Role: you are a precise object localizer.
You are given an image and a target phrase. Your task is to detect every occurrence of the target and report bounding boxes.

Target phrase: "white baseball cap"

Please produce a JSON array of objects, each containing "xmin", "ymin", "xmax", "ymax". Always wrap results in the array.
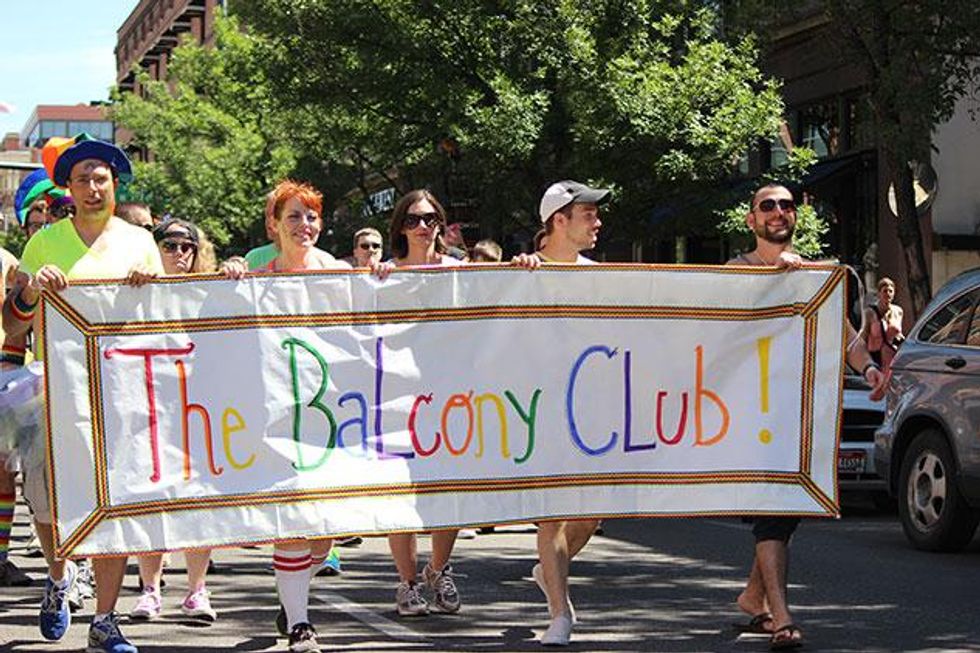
[{"xmin": 539, "ymin": 180, "xmax": 611, "ymax": 223}]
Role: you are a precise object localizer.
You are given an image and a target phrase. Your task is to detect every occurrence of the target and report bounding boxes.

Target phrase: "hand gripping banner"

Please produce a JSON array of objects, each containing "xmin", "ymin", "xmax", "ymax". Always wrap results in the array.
[{"xmin": 40, "ymin": 264, "xmax": 848, "ymax": 556}]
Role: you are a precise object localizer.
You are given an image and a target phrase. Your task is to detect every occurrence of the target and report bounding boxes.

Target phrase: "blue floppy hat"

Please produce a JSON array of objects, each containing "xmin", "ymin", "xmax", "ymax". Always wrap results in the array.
[
  {"xmin": 46, "ymin": 133, "xmax": 133, "ymax": 187},
  {"xmin": 13, "ymin": 168, "xmax": 67, "ymax": 225}
]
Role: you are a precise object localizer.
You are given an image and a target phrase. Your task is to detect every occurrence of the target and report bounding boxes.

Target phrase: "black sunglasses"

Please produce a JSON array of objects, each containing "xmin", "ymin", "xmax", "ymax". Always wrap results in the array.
[
  {"xmin": 160, "ymin": 240, "xmax": 198, "ymax": 255},
  {"xmin": 403, "ymin": 212, "xmax": 443, "ymax": 230},
  {"xmin": 358, "ymin": 242, "xmax": 382, "ymax": 250},
  {"xmin": 755, "ymin": 198, "xmax": 796, "ymax": 213}
]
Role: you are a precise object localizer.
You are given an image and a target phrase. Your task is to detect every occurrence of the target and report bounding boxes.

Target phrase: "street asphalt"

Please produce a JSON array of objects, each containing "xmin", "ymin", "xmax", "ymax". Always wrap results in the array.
[{"xmin": 1, "ymin": 494, "xmax": 978, "ymax": 652}]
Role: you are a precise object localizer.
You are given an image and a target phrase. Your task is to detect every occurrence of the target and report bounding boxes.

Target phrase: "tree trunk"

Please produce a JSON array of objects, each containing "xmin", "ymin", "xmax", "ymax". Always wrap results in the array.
[{"xmin": 882, "ymin": 148, "xmax": 932, "ymax": 316}]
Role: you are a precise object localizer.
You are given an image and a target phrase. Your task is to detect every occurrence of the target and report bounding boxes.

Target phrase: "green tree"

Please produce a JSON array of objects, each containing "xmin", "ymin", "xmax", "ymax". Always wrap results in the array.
[
  {"xmin": 231, "ymin": 0, "xmax": 787, "ymax": 247},
  {"xmin": 727, "ymin": 1, "xmax": 980, "ymax": 314},
  {"xmin": 110, "ymin": 16, "xmax": 299, "ymax": 255}
]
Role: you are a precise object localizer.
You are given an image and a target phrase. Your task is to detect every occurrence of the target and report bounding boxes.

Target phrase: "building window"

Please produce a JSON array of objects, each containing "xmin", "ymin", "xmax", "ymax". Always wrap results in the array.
[{"xmin": 798, "ymin": 101, "xmax": 840, "ymax": 158}]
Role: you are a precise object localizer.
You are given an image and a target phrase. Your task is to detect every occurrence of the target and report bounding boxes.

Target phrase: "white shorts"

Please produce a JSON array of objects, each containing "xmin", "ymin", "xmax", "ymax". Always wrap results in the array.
[{"xmin": 22, "ymin": 460, "xmax": 51, "ymax": 524}]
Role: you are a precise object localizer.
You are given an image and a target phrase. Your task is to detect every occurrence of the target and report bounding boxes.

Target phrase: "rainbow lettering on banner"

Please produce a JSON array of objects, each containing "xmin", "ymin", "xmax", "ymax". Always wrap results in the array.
[
  {"xmin": 41, "ymin": 264, "xmax": 847, "ymax": 557},
  {"xmin": 97, "ymin": 334, "xmax": 750, "ymax": 478}
]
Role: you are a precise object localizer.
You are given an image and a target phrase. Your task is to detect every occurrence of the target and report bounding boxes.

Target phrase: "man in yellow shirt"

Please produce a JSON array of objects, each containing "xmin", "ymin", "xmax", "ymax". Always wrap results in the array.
[{"xmin": 3, "ymin": 133, "xmax": 162, "ymax": 653}]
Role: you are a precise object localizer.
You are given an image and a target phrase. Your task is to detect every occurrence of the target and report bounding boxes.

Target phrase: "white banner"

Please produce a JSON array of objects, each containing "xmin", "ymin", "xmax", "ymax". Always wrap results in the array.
[{"xmin": 41, "ymin": 264, "xmax": 847, "ymax": 556}]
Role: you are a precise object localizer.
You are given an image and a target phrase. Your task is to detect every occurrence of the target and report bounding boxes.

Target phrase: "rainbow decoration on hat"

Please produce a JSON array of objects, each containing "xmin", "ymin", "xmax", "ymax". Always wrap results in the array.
[
  {"xmin": 13, "ymin": 168, "xmax": 67, "ymax": 226},
  {"xmin": 42, "ymin": 133, "xmax": 133, "ymax": 188}
]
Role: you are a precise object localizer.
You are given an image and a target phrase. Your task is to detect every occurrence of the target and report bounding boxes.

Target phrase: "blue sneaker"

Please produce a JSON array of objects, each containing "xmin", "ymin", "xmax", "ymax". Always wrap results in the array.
[
  {"xmin": 315, "ymin": 548, "xmax": 342, "ymax": 577},
  {"xmin": 87, "ymin": 613, "xmax": 138, "ymax": 653},
  {"xmin": 39, "ymin": 560, "xmax": 77, "ymax": 640}
]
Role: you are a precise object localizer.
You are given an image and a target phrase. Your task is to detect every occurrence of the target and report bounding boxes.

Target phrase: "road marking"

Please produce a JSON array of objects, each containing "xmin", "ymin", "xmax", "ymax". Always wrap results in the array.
[{"xmin": 313, "ymin": 591, "xmax": 428, "ymax": 643}]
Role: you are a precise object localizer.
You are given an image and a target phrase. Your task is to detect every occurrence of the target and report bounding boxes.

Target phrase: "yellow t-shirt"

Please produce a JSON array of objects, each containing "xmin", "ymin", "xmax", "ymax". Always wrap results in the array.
[
  {"xmin": 20, "ymin": 217, "xmax": 164, "ymax": 360},
  {"xmin": 20, "ymin": 217, "xmax": 163, "ymax": 280}
]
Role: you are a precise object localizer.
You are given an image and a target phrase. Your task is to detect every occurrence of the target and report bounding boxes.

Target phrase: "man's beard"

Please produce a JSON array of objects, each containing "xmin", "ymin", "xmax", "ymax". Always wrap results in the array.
[
  {"xmin": 78, "ymin": 198, "xmax": 113, "ymax": 221},
  {"xmin": 755, "ymin": 223, "xmax": 794, "ymax": 244}
]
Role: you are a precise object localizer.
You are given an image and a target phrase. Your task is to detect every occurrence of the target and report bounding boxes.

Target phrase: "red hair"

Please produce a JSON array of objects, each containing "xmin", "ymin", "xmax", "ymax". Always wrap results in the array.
[{"xmin": 271, "ymin": 180, "xmax": 323, "ymax": 221}]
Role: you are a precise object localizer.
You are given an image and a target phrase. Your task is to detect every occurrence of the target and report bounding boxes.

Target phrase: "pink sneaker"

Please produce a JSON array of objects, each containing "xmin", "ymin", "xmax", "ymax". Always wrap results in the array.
[
  {"xmin": 181, "ymin": 587, "xmax": 217, "ymax": 622},
  {"xmin": 130, "ymin": 586, "xmax": 162, "ymax": 620}
]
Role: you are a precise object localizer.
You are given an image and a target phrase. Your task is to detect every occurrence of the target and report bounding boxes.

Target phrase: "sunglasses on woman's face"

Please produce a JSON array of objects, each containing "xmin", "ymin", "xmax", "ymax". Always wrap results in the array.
[
  {"xmin": 754, "ymin": 198, "xmax": 796, "ymax": 213},
  {"xmin": 160, "ymin": 239, "xmax": 197, "ymax": 255},
  {"xmin": 358, "ymin": 241, "xmax": 382, "ymax": 251},
  {"xmin": 403, "ymin": 212, "xmax": 443, "ymax": 230}
]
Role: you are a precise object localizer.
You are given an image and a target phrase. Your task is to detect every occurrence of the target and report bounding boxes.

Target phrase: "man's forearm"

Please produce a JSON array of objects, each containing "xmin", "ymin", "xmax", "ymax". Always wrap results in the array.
[{"xmin": 2, "ymin": 285, "xmax": 38, "ymax": 338}]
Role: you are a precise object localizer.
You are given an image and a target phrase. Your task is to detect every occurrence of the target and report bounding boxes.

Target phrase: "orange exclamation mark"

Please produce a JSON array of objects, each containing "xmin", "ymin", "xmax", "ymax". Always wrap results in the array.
[{"xmin": 757, "ymin": 337, "xmax": 773, "ymax": 444}]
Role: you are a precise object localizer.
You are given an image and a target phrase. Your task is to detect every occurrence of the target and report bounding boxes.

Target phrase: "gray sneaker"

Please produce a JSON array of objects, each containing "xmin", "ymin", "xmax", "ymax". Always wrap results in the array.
[
  {"xmin": 395, "ymin": 580, "xmax": 429, "ymax": 616},
  {"xmin": 422, "ymin": 563, "xmax": 460, "ymax": 613},
  {"xmin": 75, "ymin": 559, "xmax": 96, "ymax": 600}
]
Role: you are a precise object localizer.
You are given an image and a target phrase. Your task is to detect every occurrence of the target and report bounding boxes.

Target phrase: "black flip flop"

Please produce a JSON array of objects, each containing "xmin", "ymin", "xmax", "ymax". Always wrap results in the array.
[{"xmin": 733, "ymin": 612, "xmax": 774, "ymax": 634}]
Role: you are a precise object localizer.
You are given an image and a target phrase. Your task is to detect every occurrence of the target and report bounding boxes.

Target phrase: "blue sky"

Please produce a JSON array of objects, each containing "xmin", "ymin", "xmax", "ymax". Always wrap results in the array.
[{"xmin": 0, "ymin": 1, "xmax": 140, "ymax": 137}]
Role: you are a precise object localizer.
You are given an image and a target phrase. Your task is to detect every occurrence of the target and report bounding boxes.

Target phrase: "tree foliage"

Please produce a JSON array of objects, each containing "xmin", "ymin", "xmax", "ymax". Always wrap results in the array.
[
  {"xmin": 110, "ymin": 16, "xmax": 298, "ymax": 254},
  {"xmin": 232, "ymin": 0, "xmax": 787, "ymax": 246},
  {"xmin": 727, "ymin": 0, "xmax": 980, "ymax": 313}
]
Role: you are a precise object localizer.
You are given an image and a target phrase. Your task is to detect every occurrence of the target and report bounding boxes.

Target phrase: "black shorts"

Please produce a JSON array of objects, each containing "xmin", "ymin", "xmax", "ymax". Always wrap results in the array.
[{"xmin": 751, "ymin": 516, "xmax": 800, "ymax": 543}]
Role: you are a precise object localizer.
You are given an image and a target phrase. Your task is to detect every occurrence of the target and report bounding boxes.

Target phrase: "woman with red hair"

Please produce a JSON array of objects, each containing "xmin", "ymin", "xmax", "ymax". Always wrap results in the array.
[{"xmin": 224, "ymin": 180, "xmax": 348, "ymax": 653}]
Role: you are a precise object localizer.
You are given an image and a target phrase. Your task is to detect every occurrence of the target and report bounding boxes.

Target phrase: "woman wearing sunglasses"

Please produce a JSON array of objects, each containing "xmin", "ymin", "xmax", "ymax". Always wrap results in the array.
[
  {"xmin": 152, "ymin": 219, "xmax": 212, "ymax": 275},
  {"xmin": 371, "ymin": 189, "xmax": 465, "ymax": 618},
  {"xmin": 130, "ymin": 218, "xmax": 218, "ymax": 624}
]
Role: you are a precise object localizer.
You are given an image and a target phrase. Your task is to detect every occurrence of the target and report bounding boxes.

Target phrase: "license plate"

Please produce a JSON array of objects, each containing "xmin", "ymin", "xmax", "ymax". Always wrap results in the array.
[{"xmin": 838, "ymin": 451, "xmax": 866, "ymax": 474}]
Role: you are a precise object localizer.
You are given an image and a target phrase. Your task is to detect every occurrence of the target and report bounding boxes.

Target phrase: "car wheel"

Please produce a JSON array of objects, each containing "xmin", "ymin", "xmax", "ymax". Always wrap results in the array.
[{"xmin": 897, "ymin": 429, "xmax": 980, "ymax": 552}]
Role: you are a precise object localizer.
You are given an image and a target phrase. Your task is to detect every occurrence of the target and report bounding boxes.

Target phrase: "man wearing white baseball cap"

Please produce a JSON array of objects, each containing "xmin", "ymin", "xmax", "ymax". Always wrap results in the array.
[
  {"xmin": 533, "ymin": 180, "xmax": 610, "ymax": 264},
  {"xmin": 513, "ymin": 180, "xmax": 611, "ymax": 646}
]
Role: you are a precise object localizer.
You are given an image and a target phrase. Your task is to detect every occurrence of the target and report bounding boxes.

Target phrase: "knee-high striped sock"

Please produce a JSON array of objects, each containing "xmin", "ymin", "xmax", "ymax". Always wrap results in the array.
[
  {"xmin": 0, "ymin": 492, "xmax": 15, "ymax": 563},
  {"xmin": 274, "ymin": 548, "xmax": 312, "ymax": 630}
]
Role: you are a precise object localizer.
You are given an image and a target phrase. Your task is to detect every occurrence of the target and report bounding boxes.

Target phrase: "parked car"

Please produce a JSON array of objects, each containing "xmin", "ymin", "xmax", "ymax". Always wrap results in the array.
[
  {"xmin": 874, "ymin": 267, "xmax": 980, "ymax": 551},
  {"xmin": 839, "ymin": 370, "xmax": 887, "ymax": 503}
]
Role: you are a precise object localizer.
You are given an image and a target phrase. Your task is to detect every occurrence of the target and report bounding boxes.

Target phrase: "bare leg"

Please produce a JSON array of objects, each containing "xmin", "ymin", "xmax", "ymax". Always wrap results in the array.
[
  {"xmin": 565, "ymin": 519, "xmax": 598, "ymax": 560},
  {"xmin": 737, "ymin": 554, "xmax": 768, "ymax": 616},
  {"xmin": 33, "ymin": 521, "xmax": 66, "ymax": 581},
  {"xmin": 387, "ymin": 533, "xmax": 418, "ymax": 582},
  {"xmin": 93, "ymin": 557, "xmax": 127, "ymax": 614},
  {"xmin": 309, "ymin": 539, "xmax": 334, "ymax": 559},
  {"xmin": 429, "ymin": 530, "xmax": 458, "ymax": 571},
  {"xmin": 536, "ymin": 521, "xmax": 571, "ymax": 618},
  {"xmin": 137, "ymin": 554, "xmax": 165, "ymax": 591},
  {"xmin": 755, "ymin": 540, "xmax": 792, "ymax": 628},
  {"xmin": 184, "ymin": 549, "xmax": 211, "ymax": 592}
]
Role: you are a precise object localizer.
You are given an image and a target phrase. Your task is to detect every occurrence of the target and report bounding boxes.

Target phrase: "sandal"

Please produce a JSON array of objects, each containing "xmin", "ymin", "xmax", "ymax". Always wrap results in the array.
[
  {"xmin": 734, "ymin": 612, "xmax": 774, "ymax": 634},
  {"xmin": 769, "ymin": 623, "xmax": 804, "ymax": 650}
]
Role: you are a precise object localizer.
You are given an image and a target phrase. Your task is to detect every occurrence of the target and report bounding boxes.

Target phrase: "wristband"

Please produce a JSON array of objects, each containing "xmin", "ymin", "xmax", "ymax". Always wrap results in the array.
[
  {"xmin": 11, "ymin": 290, "xmax": 38, "ymax": 321},
  {"xmin": 0, "ymin": 343, "xmax": 26, "ymax": 366},
  {"xmin": 861, "ymin": 362, "xmax": 880, "ymax": 378}
]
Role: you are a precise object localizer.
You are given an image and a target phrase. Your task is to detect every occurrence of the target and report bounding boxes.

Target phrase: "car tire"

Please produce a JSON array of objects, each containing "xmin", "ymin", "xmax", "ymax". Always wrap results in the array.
[{"xmin": 897, "ymin": 429, "xmax": 980, "ymax": 552}]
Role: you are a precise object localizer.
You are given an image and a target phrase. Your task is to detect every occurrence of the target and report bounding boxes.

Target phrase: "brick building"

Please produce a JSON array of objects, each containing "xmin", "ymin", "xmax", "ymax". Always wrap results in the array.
[{"xmin": 116, "ymin": 0, "xmax": 224, "ymax": 94}]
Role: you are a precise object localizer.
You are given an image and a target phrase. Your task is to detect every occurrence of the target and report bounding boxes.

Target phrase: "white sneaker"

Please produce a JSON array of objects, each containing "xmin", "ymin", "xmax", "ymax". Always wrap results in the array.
[
  {"xmin": 422, "ymin": 563, "xmax": 461, "ymax": 613},
  {"xmin": 456, "ymin": 528, "xmax": 478, "ymax": 539},
  {"xmin": 541, "ymin": 614, "xmax": 573, "ymax": 646},
  {"xmin": 395, "ymin": 580, "xmax": 429, "ymax": 616},
  {"xmin": 531, "ymin": 564, "xmax": 576, "ymax": 624},
  {"xmin": 180, "ymin": 587, "xmax": 217, "ymax": 622},
  {"xmin": 130, "ymin": 586, "xmax": 162, "ymax": 620}
]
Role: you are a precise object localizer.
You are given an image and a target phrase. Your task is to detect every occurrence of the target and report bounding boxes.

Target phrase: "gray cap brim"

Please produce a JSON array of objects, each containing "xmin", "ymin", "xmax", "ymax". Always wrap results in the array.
[{"xmin": 573, "ymin": 187, "xmax": 611, "ymax": 205}]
